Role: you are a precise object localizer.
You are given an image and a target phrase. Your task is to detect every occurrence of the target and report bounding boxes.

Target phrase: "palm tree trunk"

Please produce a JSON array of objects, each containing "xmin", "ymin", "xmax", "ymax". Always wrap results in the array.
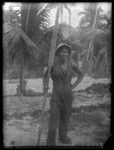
[
  {"xmin": 86, "ymin": 3, "xmax": 98, "ymax": 73},
  {"xmin": 19, "ymin": 3, "xmax": 31, "ymax": 94},
  {"xmin": 60, "ymin": 5, "xmax": 63, "ymax": 23},
  {"xmin": 18, "ymin": 36, "xmax": 25, "ymax": 96},
  {"xmin": 25, "ymin": 3, "xmax": 31, "ymax": 34},
  {"xmin": 19, "ymin": 56, "xmax": 24, "ymax": 94},
  {"xmin": 68, "ymin": 11, "xmax": 71, "ymax": 41},
  {"xmin": 86, "ymin": 4, "xmax": 98, "ymax": 60},
  {"xmin": 65, "ymin": 5, "xmax": 71, "ymax": 41},
  {"xmin": 37, "ymin": 6, "xmax": 60, "ymax": 145}
]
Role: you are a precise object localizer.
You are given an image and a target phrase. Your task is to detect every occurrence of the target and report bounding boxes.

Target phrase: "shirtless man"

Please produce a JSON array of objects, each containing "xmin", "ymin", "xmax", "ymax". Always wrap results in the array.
[{"xmin": 43, "ymin": 43, "xmax": 84, "ymax": 146}]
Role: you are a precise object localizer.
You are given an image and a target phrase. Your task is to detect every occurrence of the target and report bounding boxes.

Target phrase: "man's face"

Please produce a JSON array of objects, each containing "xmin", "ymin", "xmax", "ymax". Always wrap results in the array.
[{"xmin": 59, "ymin": 48, "xmax": 69, "ymax": 60}]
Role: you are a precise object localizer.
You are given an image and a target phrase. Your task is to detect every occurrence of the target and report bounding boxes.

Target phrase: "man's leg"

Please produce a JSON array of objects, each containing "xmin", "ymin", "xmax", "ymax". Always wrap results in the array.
[
  {"xmin": 58, "ymin": 93, "xmax": 73, "ymax": 144},
  {"xmin": 47, "ymin": 95, "xmax": 60, "ymax": 146},
  {"xmin": 59, "ymin": 107, "xmax": 71, "ymax": 141}
]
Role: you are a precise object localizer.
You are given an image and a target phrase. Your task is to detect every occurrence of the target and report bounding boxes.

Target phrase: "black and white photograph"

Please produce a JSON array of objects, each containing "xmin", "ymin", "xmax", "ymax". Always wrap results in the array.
[{"xmin": 3, "ymin": 2, "xmax": 111, "ymax": 147}]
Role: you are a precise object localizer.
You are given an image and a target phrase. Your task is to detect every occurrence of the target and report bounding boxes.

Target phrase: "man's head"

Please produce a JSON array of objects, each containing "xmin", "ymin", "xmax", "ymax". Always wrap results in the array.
[{"xmin": 55, "ymin": 43, "xmax": 72, "ymax": 60}]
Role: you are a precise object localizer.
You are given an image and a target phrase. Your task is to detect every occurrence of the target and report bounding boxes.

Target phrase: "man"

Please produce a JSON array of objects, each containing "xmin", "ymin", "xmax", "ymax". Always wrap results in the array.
[{"xmin": 43, "ymin": 43, "xmax": 84, "ymax": 146}]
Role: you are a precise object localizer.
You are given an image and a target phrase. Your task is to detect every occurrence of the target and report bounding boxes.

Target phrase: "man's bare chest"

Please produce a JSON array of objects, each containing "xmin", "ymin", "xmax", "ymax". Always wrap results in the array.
[{"xmin": 61, "ymin": 63, "xmax": 68, "ymax": 72}]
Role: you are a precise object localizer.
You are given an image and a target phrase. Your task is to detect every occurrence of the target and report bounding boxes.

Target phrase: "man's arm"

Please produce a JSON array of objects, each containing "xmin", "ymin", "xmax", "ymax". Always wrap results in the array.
[
  {"xmin": 43, "ymin": 66, "xmax": 55, "ymax": 93},
  {"xmin": 71, "ymin": 64, "xmax": 84, "ymax": 89},
  {"xmin": 43, "ymin": 68, "xmax": 49, "ymax": 93}
]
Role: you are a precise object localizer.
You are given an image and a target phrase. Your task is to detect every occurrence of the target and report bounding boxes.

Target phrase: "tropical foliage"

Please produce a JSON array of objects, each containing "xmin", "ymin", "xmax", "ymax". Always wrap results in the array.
[
  {"xmin": 78, "ymin": 3, "xmax": 111, "ymax": 76},
  {"xmin": 3, "ymin": 3, "xmax": 111, "ymax": 81},
  {"xmin": 3, "ymin": 3, "xmax": 50, "ymax": 93}
]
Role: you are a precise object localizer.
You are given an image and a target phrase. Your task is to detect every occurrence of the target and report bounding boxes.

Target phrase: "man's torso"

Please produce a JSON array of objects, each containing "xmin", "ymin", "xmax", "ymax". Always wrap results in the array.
[{"xmin": 51, "ymin": 58, "xmax": 76, "ymax": 94}]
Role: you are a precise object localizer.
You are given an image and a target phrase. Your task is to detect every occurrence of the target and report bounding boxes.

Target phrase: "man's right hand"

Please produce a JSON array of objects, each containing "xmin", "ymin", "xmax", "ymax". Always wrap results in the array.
[{"xmin": 43, "ymin": 85, "xmax": 49, "ymax": 93}]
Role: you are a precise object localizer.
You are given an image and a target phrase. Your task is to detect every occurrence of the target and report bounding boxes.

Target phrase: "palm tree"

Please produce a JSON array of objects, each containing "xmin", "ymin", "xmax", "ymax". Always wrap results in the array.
[
  {"xmin": 40, "ymin": 3, "xmax": 74, "ymax": 39},
  {"xmin": 20, "ymin": 3, "xmax": 50, "ymax": 92},
  {"xmin": 3, "ymin": 3, "xmax": 50, "ymax": 94},
  {"xmin": 78, "ymin": 3, "xmax": 104, "ymax": 30},
  {"xmin": 64, "ymin": 4, "xmax": 72, "ymax": 40},
  {"xmin": 37, "ymin": 4, "xmax": 61, "ymax": 145},
  {"xmin": 60, "ymin": 3, "xmax": 72, "ymax": 39},
  {"xmin": 35, "ymin": 3, "xmax": 75, "ymax": 73},
  {"xmin": 78, "ymin": 3, "xmax": 111, "ymax": 75}
]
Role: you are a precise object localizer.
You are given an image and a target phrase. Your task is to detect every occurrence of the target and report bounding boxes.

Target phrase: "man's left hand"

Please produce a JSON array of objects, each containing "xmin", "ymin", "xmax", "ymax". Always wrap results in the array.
[{"xmin": 71, "ymin": 83, "xmax": 78, "ymax": 90}]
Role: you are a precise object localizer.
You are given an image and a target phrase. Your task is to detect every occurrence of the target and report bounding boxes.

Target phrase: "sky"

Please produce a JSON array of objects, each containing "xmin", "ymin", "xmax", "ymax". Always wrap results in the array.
[
  {"xmin": 49, "ymin": 3, "xmax": 85, "ymax": 27},
  {"xmin": 3, "ymin": 2, "xmax": 111, "ymax": 28},
  {"xmin": 49, "ymin": 3, "xmax": 111, "ymax": 27}
]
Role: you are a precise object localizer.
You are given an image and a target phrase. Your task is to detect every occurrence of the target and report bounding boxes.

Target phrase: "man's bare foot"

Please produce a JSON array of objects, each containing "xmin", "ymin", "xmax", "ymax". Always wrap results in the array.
[{"xmin": 58, "ymin": 136, "xmax": 72, "ymax": 144}]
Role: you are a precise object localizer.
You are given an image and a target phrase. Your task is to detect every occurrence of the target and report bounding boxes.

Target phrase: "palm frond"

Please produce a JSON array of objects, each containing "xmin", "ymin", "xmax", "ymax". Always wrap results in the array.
[
  {"xmin": 78, "ymin": 11, "xmax": 90, "ymax": 16},
  {"xmin": 83, "ymin": 28, "xmax": 106, "ymax": 40},
  {"xmin": 80, "ymin": 49, "xmax": 88, "ymax": 56},
  {"xmin": 4, "ymin": 21, "xmax": 38, "ymax": 48},
  {"xmin": 4, "ymin": 22, "xmax": 39, "ymax": 66},
  {"xmin": 79, "ymin": 4, "xmax": 104, "ymax": 31},
  {"xmin": 20, "ymin": 28, "xmax": 38, "ymax": 48},
  {"xmin": 36, "ymin": 3, "xmax": 48, "ymax": 16},
  {"xmin": 21, "ymin": 3, "xmax": 50, "ymax": 42},
  {"xmin": 94, "ymin": 47, "xmax": 107, "ymax": 71},
  {"xmin": 64, "ymin": 4, "xmax": 70, "ymax": 13},
  {"xmin": 3, "ymin": 23, "xmax": 13, "ymax": 33}
]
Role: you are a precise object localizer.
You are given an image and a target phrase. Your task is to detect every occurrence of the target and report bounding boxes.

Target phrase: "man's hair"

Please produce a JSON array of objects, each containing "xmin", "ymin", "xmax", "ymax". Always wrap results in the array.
[{"xmin": 55, "ymin": 43, "xmax": 72, "ymax": 56}]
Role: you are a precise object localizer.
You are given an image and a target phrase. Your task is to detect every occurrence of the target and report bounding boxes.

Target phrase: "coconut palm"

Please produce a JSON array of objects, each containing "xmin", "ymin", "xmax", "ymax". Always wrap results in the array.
[
  {"xmin": 61, "ymin": 4, "xmax": 72, "ymax": 39},
  {"xmin": 79, "ymin": 3, "xmax": 104, "ymax": 29},
  {"xmin": 40, "ymin": 3, "xmax": 75, "ymax": 40},
  {"xmin": 78, "ymin": 3, "xmax": 111, "ymax": 75},
  {"xmin": 3, "ymin": 3, "xmax": 50, "ymax": 94},
  {"xmin": 38, "ymin": 23, "xmax": 82, "ymax": 69},
  {"xmin": 37, "ymin": 3, "xmax": 76, "ymax": 68},
  {"xmin": 38, "ymin": 23, "xmax": 73, "ymax": 68},
  {"xmin": 37, "ymin": 4, "xmax": 61, "ymax": 145}
]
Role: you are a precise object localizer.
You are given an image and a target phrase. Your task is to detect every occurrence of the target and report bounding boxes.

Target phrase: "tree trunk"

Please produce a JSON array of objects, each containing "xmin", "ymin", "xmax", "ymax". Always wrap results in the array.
[
  {"xmin": 19, "ymin": 55, "xmax": 24, "ymax": 95},
  {"xmin": 25, "ymin": 3, "xmax": 31, "ymax": 34},
  {"xmin": 68, "ymin": 12, "xmax": 71, "ymax": 41},
  {"xmin": 37, "ymin": 6, "xmax": 60, "ymax": 145},
  {"xmin": 60, "ymin": 5, "xmax": 63, "ymax": 23},
  {"xmin": 19, "ymin": 3, "xmax": 31, "ymax": 94},
  {"xmin": 67, "ymin": 5, "xmax": 71, "ymax": 41},
  {"xmin": 64, "ymin": 4, "xmax": 71, "ymax": 41},
  {"xmin": 86, "ymin": 3, "xmax": 98, "ymax": 73}
]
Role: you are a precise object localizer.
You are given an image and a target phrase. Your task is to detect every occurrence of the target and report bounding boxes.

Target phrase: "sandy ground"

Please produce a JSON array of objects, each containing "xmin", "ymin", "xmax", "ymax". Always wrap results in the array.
[
  {"xmin": 3, "ymin": 76, "xmax": 111, "ymax": 147},
  {"xmin": 3, "ymin": 75, "xmax": 110, "ymax": 95}
]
